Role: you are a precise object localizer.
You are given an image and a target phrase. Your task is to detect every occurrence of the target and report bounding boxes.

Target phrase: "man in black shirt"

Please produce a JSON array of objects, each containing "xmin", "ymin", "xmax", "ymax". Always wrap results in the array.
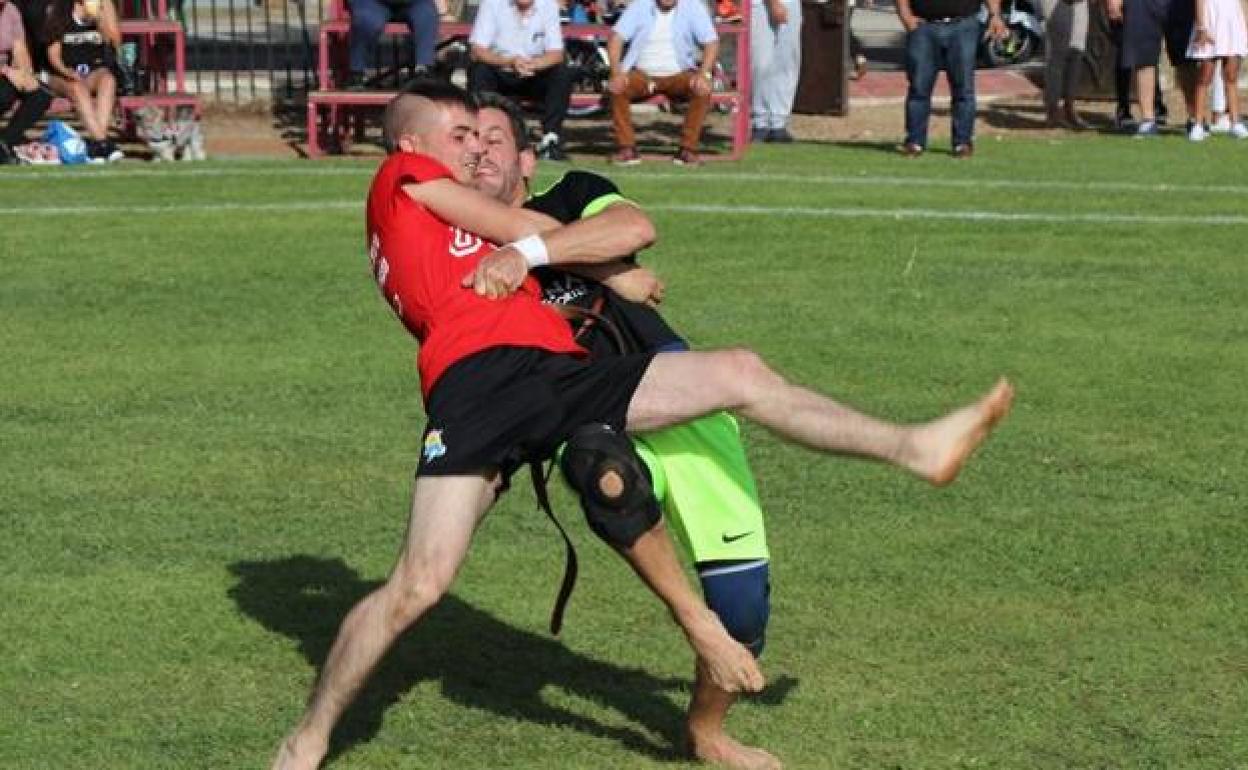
[
  {"xmin": 895, "ymin": 0, "xmax": 1007, "ymax": 158},
  {"xmin": 472, "ymin": 91, "xmax": 781, "ymax": 770}
]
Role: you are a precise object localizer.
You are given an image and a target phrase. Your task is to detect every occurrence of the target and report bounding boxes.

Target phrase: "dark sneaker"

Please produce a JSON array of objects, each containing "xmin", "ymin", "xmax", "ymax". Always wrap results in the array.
[
  {"xmin": 898, "ymin": 142, "xmax": 923, "ymax": 158},
  {"xmin": 610, "ymin": 146, "xmax": 641, "ymax": 166},
  {"xmin": 751, "ymin": 126, "xmax": 769, "ymax": 142},
  {"xmin": 86, "ymin": 139, "xmax": 109, "ymax": 164},
  {"xmin": 0, "ymin": 140, "xmax": 14, "ymax": 165},
  {"xmin": 766, "ymin": 127, "xmax": 795, "ymax": 143},
  {"xmin": 952, "ymin": 143, "xmax": 973, "ymax": 159},
  {"xmin": 672, "ymin": 147, "xmax": 701, "ymax": 166},
  {"xmin": 1155, "ymin": 107, "xmax": 1168, "ymax": 126},
  {"xmin": 343, "ymin": 72, "xmax": 367, "ymax": 91},
  {"xmin": 537, "ymin": 133, "xmax": 568, "ymax": 161}
]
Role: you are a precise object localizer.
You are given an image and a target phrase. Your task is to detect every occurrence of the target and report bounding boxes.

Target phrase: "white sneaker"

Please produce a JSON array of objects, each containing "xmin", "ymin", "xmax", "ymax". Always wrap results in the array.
[
  {"xmin": 1188, "ymin": 122, "xmax": 1208, "ymax": 142},
  {"xmin": 1210, "ymin": 114, "xmax": 1232, "ymax": 134},
  {"xmin": 1231, "ymin": 122, "xmax": 1248, "ymax": 140}
]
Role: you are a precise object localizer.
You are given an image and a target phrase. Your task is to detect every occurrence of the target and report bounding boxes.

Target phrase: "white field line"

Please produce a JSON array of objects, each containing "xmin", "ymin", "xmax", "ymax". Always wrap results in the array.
[
  {"xmin": 5, "ymin": 165, "xmax": 1248, "ymax": 197},
  {"xmin": 3, "ymin": 199, "xmax": 1247, "ymax": 226}
]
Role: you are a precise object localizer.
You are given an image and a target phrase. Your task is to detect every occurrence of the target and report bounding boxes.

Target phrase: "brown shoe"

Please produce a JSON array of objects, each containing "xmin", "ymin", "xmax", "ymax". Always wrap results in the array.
[
  {"xmin": 850, "ymin": 55, "xmax": 868, "ymax": 81},
  {"xmin": 952, "ymin": 143, "xmax": 973, "ymax": 159},
  {"xmin": 610, "ymin": 147, "xmax": 641, "ymax": 166},
  {"xmin": 898, "ymin": 142, "xmax": 923, "ymax": 158},
  {"xmin": 672, "ymin": 147, "xmax": 702, "ymax": 166}
]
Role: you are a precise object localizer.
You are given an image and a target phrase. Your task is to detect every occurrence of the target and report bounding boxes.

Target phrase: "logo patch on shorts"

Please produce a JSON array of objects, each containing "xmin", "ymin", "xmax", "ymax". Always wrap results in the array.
[
  {"xmin": 721, "ymin": 530, "xmax": 753, "ymax": 544},
  {"xmin": 423, "ymin": 429, "xmax": 447, "ymax": 462}
]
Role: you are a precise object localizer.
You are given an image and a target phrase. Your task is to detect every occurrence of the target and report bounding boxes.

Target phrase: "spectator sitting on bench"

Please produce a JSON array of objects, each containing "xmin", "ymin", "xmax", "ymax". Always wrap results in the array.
[
  {"xmin": 344, "ymin": 0, "xmax": 440, "ymax": 90},
  {"xmin": 607, "ymin": 0, "xmax": 719, "ymax": 166},
  {"xmin": 45, "ymin": 0, "xmax": 123, "ymax": 162},
  {"xmin": 0, "ymin": 0, "xmax": 52, "ymax": 164},
  {"xmin": 468, "ymin": 0, "xmax": 573, "ymax": 160}
]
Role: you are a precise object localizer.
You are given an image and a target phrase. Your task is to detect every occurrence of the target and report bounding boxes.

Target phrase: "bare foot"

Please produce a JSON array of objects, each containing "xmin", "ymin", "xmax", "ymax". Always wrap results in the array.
[
  {"xmin": 688, "ymin": 728, "xmax": 783, "ymax": 770},
  {"xmin": 685, "ymin": 608, "xmax": 765, "ymax": 693},
  {"xmin": 271, "ymin": 731, "xmax": 327, "ymax": 770},
  {"xmin": 908, "ymin": 378, "xmax": 1014, "ymax": 486}
]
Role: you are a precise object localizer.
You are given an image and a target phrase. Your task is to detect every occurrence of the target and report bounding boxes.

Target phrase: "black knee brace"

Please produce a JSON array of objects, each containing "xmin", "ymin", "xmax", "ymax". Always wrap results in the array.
[{"xmin": 560, "ymin": 423, "xmax": 660, "ymax": 549}]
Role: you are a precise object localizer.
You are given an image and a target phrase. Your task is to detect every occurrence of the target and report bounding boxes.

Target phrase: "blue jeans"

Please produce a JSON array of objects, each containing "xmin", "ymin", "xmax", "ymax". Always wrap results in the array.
[
  {"xmin": 904, "ymin": 15, "xmax": 980, "ymax": 149},
  {"xmin": 349, "ymin": 0, "xmax": 439, "ymax": 74}
]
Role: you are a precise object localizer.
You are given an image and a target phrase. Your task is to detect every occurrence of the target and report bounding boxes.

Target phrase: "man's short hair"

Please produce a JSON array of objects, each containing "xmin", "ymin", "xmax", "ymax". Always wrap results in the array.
[
  {"xmin": 474, "ymin": 91, "xmax": 532, "ymax": 153},
  {"xmin": 382, "ymin": 77, "xmax": 477, "ymax": 153}
]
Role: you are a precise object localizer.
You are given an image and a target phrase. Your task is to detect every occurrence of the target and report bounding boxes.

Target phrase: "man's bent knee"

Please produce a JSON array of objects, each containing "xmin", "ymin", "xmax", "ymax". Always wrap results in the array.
[
  {"xmin": 713, "ymin": 347, "xmax": 783, "ymax": 406},
  {"xmin": 561, "ymin": 424, "xmax": 660, "ymax": 549},
  {"xmin": 384, "ymin": 571, "xmax": 450, "ymax": 631}
]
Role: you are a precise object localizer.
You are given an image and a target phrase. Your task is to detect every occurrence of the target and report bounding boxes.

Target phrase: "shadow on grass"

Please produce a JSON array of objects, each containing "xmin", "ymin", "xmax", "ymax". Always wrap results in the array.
[{"xmin": 230, "ymin": 556, "xmax": 795, "ymax": 764}]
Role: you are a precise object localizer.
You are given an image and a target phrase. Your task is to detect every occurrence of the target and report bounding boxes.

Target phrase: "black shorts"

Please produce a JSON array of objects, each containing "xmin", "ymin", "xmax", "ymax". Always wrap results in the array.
[
  {"xmin": 416, "ymin": 346, "xmax": 656, "ymax": 482},
  {"xmin": 1121, "ymin": 0, "xmax": 1195, "ymax": 69}
]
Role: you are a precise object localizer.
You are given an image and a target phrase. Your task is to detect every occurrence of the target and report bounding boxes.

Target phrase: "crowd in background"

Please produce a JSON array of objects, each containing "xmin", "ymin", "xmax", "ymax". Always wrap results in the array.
[
  {"xmin": 0, "ymin": 0, "xmax": 132, "ymax": 163},
  {"xmin": 2, "ymin": 0, "xmax": 1246, "ymax": 164}
]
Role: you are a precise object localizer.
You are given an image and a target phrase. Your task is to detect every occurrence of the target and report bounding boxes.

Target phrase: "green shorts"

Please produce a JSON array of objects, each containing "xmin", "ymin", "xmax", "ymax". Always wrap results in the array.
[{"xmin": 634, "ymin": 412, "xmax": 769, "ymax": 564}]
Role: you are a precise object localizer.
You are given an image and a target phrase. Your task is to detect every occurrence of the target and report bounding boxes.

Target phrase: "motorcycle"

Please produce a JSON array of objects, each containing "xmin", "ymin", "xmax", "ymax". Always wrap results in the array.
[{"xmin": 977, "ymin": 0, "xmax": 1044, "ymax": 67}]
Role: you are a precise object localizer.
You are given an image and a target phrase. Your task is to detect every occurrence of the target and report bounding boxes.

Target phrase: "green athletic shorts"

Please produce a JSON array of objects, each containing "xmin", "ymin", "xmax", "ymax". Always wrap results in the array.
[{"xmin": 634, "ymin": 412, "xmax": 769, "ymax": 564}]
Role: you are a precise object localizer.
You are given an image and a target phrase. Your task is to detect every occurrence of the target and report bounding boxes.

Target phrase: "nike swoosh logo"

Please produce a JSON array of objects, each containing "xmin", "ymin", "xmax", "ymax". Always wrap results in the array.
[{"xmin": 721, "ymin": 531, "xmax": 753, "ymax": 543}]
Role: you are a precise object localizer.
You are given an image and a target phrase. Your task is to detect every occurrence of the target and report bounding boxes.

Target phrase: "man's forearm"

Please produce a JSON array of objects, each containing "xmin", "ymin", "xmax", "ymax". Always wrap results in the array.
[
  {"xmin": 535, "ymin": 49, "xmax": 565, "ymax": 71},
  {"xmin": 699, "ymin": 41, "xmax": 720, "ymax": 77},
  {"xmin": 470, "ymin": 44, "xmax": 514, "ymax": 69},
  {"xmin": 539, "ymin": 202, "xmax": 656, "ymax": 266},
  {"xmin": 405, "ymin": 180, "xmax": 560, "ymax": 243}
]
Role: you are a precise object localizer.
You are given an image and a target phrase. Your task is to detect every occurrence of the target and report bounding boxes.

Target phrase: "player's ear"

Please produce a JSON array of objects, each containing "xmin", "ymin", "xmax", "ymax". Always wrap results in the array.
[
  {"xmin": 398, "ymin": 134, "xmax": 420, "ymax": 154},
  {"xmin": 520, "ymin": 147, "xmax": 538, "ymax": 181}
]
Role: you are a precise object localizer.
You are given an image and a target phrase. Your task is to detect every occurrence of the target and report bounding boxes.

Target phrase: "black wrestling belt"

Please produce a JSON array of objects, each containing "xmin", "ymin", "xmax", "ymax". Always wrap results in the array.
[{"xmin": 533, "ymin": 295, "xmax": 632, "ymax": 635}]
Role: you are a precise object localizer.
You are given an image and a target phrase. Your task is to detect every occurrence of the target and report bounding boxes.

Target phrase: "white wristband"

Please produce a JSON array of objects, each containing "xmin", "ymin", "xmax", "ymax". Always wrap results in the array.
[{"xmin": 512, "ymin": 234, "xmax": 549, "ymax": 268}]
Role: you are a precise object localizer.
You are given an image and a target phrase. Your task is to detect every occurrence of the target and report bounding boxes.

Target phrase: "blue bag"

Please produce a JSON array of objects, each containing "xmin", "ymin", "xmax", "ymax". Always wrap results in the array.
[{"xmin": 43, "ymin": 120, "xmax": 89, "ymax": 165}]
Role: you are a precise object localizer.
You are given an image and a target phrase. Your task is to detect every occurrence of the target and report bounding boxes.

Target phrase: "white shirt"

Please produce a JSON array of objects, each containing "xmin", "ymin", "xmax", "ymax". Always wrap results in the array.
[
  {"xmin": 469, "ymin": 0, "xmax": 564, "ymax": 58},
  {"xmin": 634, "ymin": 8, "xmax": 680, "ymax": 75}
]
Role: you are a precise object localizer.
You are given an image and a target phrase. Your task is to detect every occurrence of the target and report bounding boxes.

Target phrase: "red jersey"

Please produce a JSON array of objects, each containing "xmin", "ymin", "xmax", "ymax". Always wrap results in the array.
[{"xmin": 366, "ymin": 151, "xmax": 583, "ymax": 399}]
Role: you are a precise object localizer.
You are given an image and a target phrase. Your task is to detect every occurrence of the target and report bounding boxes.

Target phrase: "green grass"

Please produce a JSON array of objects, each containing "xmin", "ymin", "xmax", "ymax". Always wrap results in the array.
[{"xmin": 2, "ymin": 137, "xmax": 1246, "ymax": 769}]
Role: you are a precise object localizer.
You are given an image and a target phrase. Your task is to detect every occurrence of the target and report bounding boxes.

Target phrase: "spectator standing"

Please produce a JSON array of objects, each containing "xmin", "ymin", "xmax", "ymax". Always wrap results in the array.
[
  {"xmin": 469, "ymin": 0, "xmax": 573, "ymax": 160},
  {"xmin": 1105, "ymin": 0, "xmax": 1198, "ymax": 136},
  {"xmin": 1040, "ymin": 0, "xmax": 1091, "ymax": 128},
  {"xmin": 45, "ymin": 0, "xmax": 124, "ymax": 162},
  {"xmin": 1110, "ymin": 16, "xmax": 1168, "ymax": 129},
  {"xmin": 1185, "ymin": 0, "xmax": 1246, "ymax": 138},
  {"xmin": 607, "ymin": 0, "xmax": 719, "ymax": 165},
  {"xmin": 895, "ymin": 0, "xmax": 1007, "ymax": 158},
  {"xmin": 344, "ymin": 0, "xmax": 439, "ymax": 90},
  {"xmin": 0, "ymin": 0, "xmax": 52, "ymax": 163},
  {"xmin": 750, "ymin": 0, "xmax": 801, "ymax": 142}
]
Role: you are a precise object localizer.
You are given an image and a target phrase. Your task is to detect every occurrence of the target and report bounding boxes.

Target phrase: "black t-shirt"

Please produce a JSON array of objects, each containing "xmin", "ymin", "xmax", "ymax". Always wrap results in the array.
[
  {"xmin": 912, "ymin": 0, "xmax": 980, "ymax": 20},
  {"xmin": 58, "ymin": 14, "xmax": 111, "ymax": 72},
  {"xmin": 524, "ymin": 170, "xmax": 686, "ymax": 359}
]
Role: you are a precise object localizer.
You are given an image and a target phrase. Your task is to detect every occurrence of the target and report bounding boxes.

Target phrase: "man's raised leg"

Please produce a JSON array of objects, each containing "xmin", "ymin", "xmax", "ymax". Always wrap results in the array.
[
  {"xmin": 626, "ymin": 349, "xmax": 1013, "ymax": 485},
  {"xmin": 272, "ymin": 472, "xmax": 499, "ymax": 770}
]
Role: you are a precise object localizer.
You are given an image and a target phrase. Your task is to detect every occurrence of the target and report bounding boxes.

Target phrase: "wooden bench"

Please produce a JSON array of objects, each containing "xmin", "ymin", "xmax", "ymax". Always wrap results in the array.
[{"xmin": 306, "ymin": 3, "xmax": 752, "ymax": 160}]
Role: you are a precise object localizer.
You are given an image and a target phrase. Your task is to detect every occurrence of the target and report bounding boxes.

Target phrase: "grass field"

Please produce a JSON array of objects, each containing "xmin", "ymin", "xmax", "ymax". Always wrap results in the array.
[{"xmin": 2, "ymin": 137, "xmax": 1247, "ymax": 769}]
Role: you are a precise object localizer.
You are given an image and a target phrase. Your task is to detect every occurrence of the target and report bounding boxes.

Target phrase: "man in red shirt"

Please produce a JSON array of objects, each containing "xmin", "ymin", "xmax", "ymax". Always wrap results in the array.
[{"xmin": 273, "ymin": 80, "xmax": 1014, "ymax": 770}]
